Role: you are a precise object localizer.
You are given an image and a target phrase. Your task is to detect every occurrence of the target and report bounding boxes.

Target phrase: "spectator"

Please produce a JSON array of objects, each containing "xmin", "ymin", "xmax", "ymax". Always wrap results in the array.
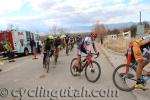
[
  {"xmin": 100, "ymin": 34, "xmax": 104, "ymax": 45},
  {"xmin": 0, "ymin": 42, "xmax": 3, "ymax": 52},
  {"xmin": 3, "ymin": 41, "xmax": 15, "ymax": 62},
  {"xmin": 30, "ymin": 39, "xmax": 36, "ymax": 54}
]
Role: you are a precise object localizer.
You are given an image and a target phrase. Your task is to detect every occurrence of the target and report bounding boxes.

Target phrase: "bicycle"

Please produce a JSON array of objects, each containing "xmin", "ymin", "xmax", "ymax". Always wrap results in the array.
[
  {"xmin": 113, "ymin": 49, "xmax": 150, "ymax": 92},
  {"xmin": 70, "ymin": 52, "xmax": 101, "ymax": 83},
  {"xmin": 43, "ymin": 50, "xmax": 52, "ymax": 73}
]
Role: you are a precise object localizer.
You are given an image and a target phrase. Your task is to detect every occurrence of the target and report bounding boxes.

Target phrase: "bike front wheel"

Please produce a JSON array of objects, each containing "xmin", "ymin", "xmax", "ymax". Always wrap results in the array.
[
  {"xmin": 45, "ymin": 56, "xmax": 50, "ymax": 73},
  {"xmin": 85, "ymin": 61, "xmax": 101, "ymax": 83},
  {"xmin": 113, "ymin": 64, "xmax": 136, "ymax": 92}
]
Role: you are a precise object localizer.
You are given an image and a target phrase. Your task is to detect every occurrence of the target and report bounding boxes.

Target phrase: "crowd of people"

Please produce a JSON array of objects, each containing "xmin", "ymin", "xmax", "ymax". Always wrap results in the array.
[{"xmin": 42, "ymin": 34, "xmax": 80, "ymax": 65}]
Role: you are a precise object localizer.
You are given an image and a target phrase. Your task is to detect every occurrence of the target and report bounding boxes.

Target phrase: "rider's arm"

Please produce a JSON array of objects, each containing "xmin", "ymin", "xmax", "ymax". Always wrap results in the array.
[
  {"xmin": 92, "ymin": 42, "xmax": 97, "ymax": 53},
  {"xmin": 143, "ymin": 35, "xmax": 150, "ymax": 40},
  {"xmin": 83, "ymin": 43, "xmax": 88, "ymax": 54}
]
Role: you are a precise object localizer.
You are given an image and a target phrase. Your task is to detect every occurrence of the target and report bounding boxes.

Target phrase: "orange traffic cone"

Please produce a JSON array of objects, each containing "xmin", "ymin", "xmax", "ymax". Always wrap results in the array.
[{"xmin": 33, "ymin": 46, "xmax": 38, "ymax": 60}]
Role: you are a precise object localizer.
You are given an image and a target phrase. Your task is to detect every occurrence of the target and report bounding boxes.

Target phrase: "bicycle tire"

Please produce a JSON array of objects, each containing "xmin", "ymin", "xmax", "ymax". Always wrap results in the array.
[
  {"xmin": 54, "ymin": 54, "xmax": 58, "ymax": 65},
  {"xmin": 70, "ymin": 58, "xmax": 77, "ymax": 76},
  {"xmin": 85, "ymin": 61, "xmax": 101, "ymax": 83},
  {"xmin": 112, "ymin": 64, "xmax": 136, "ymax": 92},
  {"xmin": 66, "ymin": 48, "xmax": 68, "ymax": 56},
  {"xmin": 46, "ymin": 56, "xmax": 50, "ymax": 73}
]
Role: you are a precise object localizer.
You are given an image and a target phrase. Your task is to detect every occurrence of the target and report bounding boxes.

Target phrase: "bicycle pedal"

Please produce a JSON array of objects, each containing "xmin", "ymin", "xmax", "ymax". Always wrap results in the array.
[{"xmin": 127, "ymin": 73, "xmax": 134, "ymax": 79}]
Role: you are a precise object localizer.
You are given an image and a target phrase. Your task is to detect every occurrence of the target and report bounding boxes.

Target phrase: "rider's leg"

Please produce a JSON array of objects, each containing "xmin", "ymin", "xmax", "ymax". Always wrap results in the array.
[
  {"xmin": 77, "ymin": 55, "xmax": 81, "ymax": 71},
  {"xmin": 133, "ymin": 42, "xmax": 145, "ymax": 88},
  {"xmin": 76, "ymin": 49, "xmax": 81, "ymax": 69},
  {"xmin": 57, "ymin": 47, "xmax": 59, "ymax": 56},
  {"xmin": 43, "ymin": 52, "xmax": 47, "ymax": 64}
]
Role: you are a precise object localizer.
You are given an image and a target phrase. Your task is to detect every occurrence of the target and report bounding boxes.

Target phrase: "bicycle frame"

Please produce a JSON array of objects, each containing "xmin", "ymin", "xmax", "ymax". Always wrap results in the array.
[{"xmin": 80, "ymin": 53, "xmax": 95, "ymax": 71}]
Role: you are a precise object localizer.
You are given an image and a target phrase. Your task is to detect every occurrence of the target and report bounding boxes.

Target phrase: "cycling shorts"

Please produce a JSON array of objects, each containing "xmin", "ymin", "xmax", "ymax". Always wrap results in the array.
[{"xmin": 77, "ymin": 42, "xmax": 87, "ymax": 56}]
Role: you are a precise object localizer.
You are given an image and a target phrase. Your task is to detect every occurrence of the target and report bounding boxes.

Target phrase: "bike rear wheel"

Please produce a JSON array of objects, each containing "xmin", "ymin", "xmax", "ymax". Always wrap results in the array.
[
  {"xmin": 70, "ymin": 58, "xmax": 78, "ymax": 76},
  {"xmin": 85, "ymin": 61, "xmax": 101, "ymax": 83},
  {"xmin": 113, "ymin": 64, "xmax": 136, "ymax": 92}
]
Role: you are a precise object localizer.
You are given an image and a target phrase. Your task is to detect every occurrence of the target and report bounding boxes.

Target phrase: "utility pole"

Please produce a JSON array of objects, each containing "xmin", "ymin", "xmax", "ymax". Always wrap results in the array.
[
  {"xmin": 140, "ymin": 11, "xmax": 142, "ymax": 24},
  {"xmin": 136, "ymin": 11, "xmax": 144, "ymax": 38}
]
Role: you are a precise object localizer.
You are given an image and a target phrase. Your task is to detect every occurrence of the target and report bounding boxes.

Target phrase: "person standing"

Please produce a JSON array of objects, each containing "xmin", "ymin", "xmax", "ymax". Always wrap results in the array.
[{"xmin": 4, "ymin": 41, "xmax": 15, "ymax": 62}]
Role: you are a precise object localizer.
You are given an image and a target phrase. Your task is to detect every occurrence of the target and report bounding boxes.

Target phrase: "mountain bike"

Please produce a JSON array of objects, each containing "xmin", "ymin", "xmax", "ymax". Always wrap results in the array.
[
  {"xmin": 70, "ymin": 52, "xmax": 101, "ymax": 83},
  {"xmin": 113, "ymin": 50, "xmax": 150, "ymax": 91}
]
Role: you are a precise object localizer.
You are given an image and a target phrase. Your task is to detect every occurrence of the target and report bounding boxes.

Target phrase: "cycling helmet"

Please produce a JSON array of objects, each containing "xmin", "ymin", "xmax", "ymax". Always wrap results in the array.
[{"xmin": 91, "ymin": 32, "xmax": 97, "ymax": 38}]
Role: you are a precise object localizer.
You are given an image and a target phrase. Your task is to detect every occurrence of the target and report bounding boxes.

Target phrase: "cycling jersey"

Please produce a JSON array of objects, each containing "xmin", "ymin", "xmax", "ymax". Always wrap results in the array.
[
  {"xmin": 132, "ymin": 35, "xmax": 150, "ymax": 61},
  {"xmin": 54, "ymin": 38, "xmax": 61, "ymax": 48},
  {"xmin": 65, "ymin": 37, "xmax": 69, "ymax": 44},
  {"xmin": 77, "ymin": 37, "xmax": 97, "ymax": 55}
]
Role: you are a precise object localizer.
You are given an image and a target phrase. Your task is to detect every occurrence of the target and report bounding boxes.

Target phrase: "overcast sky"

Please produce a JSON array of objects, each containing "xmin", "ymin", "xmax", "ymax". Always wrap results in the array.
[{"xmin": 0, "ymin": 0, "xmax": 150, "ymax": 33}]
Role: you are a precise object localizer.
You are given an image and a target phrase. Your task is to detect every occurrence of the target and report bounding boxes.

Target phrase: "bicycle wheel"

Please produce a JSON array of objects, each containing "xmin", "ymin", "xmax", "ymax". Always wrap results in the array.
[
  {"xmin": 66, "ymin": 46, "xmax": 69, "ymax": 56},
  {"xmin": 45, "ymin": 56, "xmax": 50, "ymax": 73},
  {"xmin": 85, "ymin": 61, "xmax": 101, "ymax": 83},
  {"xmin": 113, "ymin": 64, "xmax": 136, "ymax": 92},
  {"xmin": 54, "ymin": 54, "xmax": 58, "ymax": 65},
  {"xmin": 70, "ymin": 58, "xmax": 78, "ymax": 76}
]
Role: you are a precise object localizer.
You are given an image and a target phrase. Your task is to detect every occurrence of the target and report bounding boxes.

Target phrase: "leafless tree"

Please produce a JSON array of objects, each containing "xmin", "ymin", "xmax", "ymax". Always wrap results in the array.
[
  {"xmin": 94, "ymin": 22, "xmax": 107, "ymax": 44},
  {"xmin": 50, "ymin": 25, "xmax": 69, "ymax": 35}
]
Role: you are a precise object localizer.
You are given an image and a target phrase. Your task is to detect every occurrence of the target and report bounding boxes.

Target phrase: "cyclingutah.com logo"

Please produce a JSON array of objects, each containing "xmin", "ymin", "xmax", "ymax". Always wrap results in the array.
[{"xmin": 0, "ymin": 86, "xmax": 119, "ymax": 100}]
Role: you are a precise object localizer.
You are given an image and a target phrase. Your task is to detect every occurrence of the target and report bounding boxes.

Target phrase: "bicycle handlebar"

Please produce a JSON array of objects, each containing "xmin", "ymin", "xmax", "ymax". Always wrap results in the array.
[
  {"xmin": 90, "ymin": 52, "xmax": 99, "ymax": 59},
  {"xmin": 80, "ymin": 50, "xmax": 100, "ymax": 59}
]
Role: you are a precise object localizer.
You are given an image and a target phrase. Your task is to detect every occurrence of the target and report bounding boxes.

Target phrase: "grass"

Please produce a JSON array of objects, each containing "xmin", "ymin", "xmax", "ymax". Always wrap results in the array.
[{"xmin": 103, "ymin": 38, "xmax": 131, "ymax": 53}]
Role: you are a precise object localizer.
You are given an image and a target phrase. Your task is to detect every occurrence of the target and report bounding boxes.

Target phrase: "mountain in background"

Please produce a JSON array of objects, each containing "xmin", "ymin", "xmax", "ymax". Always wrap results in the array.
[
  {"xmin": 105, "ymin": 22, "xmax": 136, "ymax": 30},
  {"xmin": 73, "ymin": 22, "xmax": 138, "ymax": 33}
]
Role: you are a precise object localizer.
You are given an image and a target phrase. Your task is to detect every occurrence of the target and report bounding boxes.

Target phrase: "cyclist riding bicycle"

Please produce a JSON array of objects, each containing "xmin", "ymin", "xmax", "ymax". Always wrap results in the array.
[
  {"xmin": 76, "ymin": 34, "xmax": 82, "ymax": 47},
  {"xmin": 64, "ymin": 35, "xmax": 69, "ymax": 45},
  {"xmin": 70, "ymin": 36, "xmax": 74, "ymax": 50},
  {"xmin": 128, "ymin": 35, "xmax": 150, "ymax": 89},
  {"xmin": 74, "ymin": 32, "xmax": 99, "ymax": 75},
  {"xmin": 43, "ymin": 38, "xmax": 53, "ymax": 65},
  {"xmin": 64, "ymin": 35, "xmax": 70, "ymax": 55}
]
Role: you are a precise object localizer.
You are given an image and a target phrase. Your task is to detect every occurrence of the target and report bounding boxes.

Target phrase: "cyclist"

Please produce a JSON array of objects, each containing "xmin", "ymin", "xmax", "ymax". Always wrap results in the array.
[
  {"xmin": 43, "ymin": 38, "xmax": 53, "ymax": 65},
  {"xmin": 129, "ymin": 35, "xmax": 150, "ymax": 89},
  {"xmin": 74, "ymin": 32, "xmax": 99, "ymax": 75},
  {"xmin": 76, "ymin": 34, "xmax": 82, "ymax": 47},
  {"xmin": 54, "ymin": 36, "xmax": 61, "ymax": 62},
  {"xmin": 64, "ymin": 35, "xmax": 70, "ymax": 55},
  {"xmin": 70, "ymin": 36, "xmax": 74, "ymax": 51}
]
